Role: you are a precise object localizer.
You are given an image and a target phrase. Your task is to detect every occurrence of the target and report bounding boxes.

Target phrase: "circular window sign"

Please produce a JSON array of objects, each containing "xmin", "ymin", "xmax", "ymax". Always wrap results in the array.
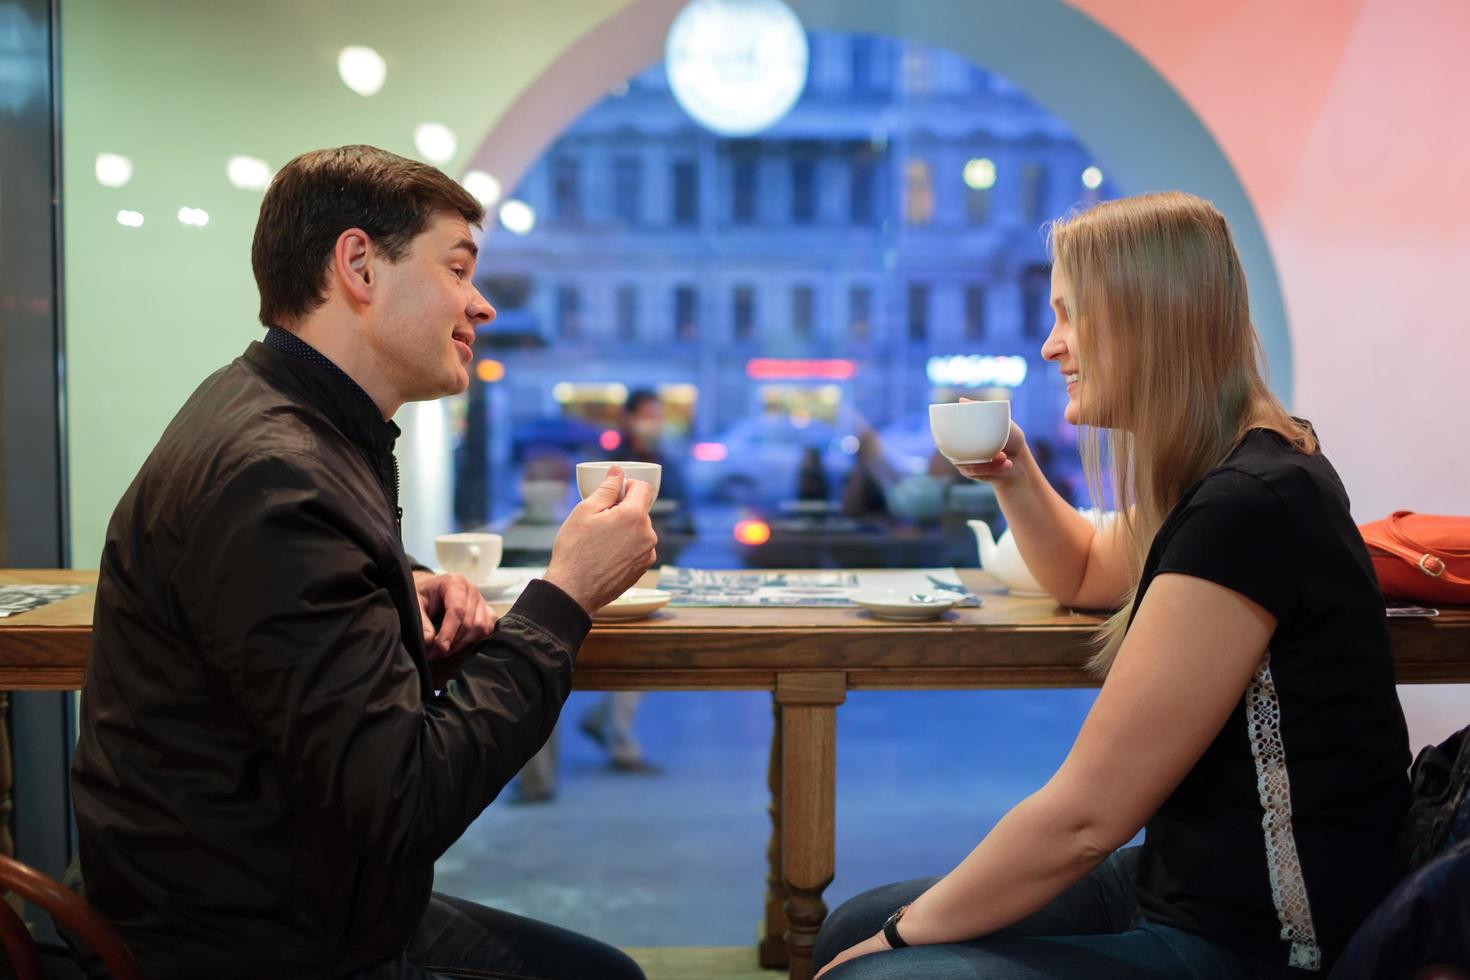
[{"xmin": 665, "ymin": 0, "xmax": 809, "ymax": 137}]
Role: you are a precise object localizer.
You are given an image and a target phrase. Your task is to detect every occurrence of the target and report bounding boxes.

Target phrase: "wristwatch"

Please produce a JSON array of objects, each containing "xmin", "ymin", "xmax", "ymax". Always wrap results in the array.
[{"xmin": 882, "ymin": 904, "xmax": 910, "ymax": 949}]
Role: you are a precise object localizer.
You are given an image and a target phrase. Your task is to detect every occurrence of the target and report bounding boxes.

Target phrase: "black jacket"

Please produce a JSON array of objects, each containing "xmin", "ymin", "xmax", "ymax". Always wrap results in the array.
[{"xmin": 71, "ymin": 342, "xmax": 590, "ymax": 979}]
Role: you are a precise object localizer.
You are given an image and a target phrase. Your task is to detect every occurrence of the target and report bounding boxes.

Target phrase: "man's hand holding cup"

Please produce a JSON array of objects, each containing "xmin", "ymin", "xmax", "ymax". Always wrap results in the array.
[{"xmin": 544, "ymin": 464, "xmax": 659, "ymax": 615}]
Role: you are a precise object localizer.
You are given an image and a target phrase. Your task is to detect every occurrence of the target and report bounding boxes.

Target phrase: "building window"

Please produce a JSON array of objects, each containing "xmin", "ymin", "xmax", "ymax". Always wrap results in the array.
[
  {"xmin": 901, "ymin": 46, "xmax": 931, "ymax": 94},
  {"xmin": 733, "ymin": 285, "xmax": 757, "ymax": 341},
  {"xmin": 556, "ymin": 284, "xmax": 582, "ymax": 340},
  {"xmin": 851, "ymin": 35, "xmax": 878, "ymax": 95},
  {"xmin": 1021, "ymin": 162, "xmax": 1048, "ymax": 224},
  {"xmin": 732, "ymin": 156, "xmax": 757, "ymax": 224},
  {"xmin": 850, "ymin": 155, "xmax": 876, "ymax": 224},
  {"xmin": 792, "ymin": 286, "xmax": 815, "ymax": 339},
  {"xmin": 904, "ymin": 159, "xmax": 933, "ymax": 225},
  {"xmin": 674, "ymin": 285, "xmax": 699, "ymax": 341},
  {"xmin": 966, "ymin": 185, "xmax": 990, "ymax": 224},
  {"xmin": 616, "ymin": 284, "xmax": 638, "ymax": 342},
  {"xmin": 792, "ymin": 158, "xmax": 816, "ymax": 224},
  {"xmin": 613, "ymin": 155, "xmax": 642, "ymax": 225},
  {"xmin": 907, "ymin": 283, "xmax": 929, "ymax": 342},
  {"xmin": 965, "ymin": 284, "xmax": 986, "ymax": 341},
  {"xmin": 1022, "ymin": 264, "xmax": 1051, "ymax": 339},
  {"xmin": 849, "ymin": 285, "xmax": 872, "ymax": 343},
  {"xmin": 551, "ymin": 157, "xmax": 581, "ymax": 224},
  {"xmin": 672, "ymin": 160, "xmax": 699, "ymax": 226}
]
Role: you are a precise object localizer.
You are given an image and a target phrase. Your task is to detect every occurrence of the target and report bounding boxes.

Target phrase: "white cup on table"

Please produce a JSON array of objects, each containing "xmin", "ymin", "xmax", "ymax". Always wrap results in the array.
[{"xmin": 433, "ymin": 532, "xmax": 503, "ymax": 587}]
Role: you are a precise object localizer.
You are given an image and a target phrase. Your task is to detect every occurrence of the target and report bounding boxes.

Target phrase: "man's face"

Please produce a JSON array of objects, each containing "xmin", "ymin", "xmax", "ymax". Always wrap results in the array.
[{"xmin": 365, "ymin": 212, "xmax": 494, "ymax": 405}]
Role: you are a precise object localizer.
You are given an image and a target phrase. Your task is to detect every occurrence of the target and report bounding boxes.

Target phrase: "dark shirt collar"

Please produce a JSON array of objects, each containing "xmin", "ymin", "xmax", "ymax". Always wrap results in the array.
[
  {"xmin": 263, "ymin": 326, "xmax": 381, "ymax": 412},
  {"xmin": 249, "ymin": 327, "xmax": 400, "ymax": 453}
]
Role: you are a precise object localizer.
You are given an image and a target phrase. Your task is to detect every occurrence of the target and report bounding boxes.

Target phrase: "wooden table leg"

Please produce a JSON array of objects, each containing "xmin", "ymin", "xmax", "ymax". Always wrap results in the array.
[
  {"xmin": 777, "ymin": 671, "xmax": 846, "ymax": 980},
  {"xmin": 759, "ymin": 695, "xmax": 789, "ymax": 968}
]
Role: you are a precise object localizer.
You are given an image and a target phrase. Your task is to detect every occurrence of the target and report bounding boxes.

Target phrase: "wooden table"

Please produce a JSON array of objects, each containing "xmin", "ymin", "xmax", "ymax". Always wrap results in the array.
[{"xmin": 2, "ymin": 568, "xmax": 1467, "ymax": 980}]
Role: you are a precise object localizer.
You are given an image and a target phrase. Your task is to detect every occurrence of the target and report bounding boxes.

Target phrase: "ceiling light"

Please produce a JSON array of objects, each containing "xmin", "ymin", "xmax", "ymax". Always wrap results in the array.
[
  {"xmin": 665, "ymin": 0, "xmax": 808, "ymax": 136},
  {"xmin": 498, "ymin": 199, "xmax": 535, "ymax": 235},
  {"xmin": 963, "ymin": 158, "xmax": 996, "ymax": 191},
  {"xmin": 338, "ymin": 46, "xmax": 386, "ymax": 97},
  {"xmin": 462, "ymin": 170, "xmax": 501, "ymax": 207},
  {"xmin": 226, "ymin": 155, "xmax": 272, "ymax": 190},
  {"xmin": 95, "ymin": 153, "xmax": 133, "ymax": 188},
  {"xmin": 414, "ymin": 122, "xmax": 457, "ymax": 165}
]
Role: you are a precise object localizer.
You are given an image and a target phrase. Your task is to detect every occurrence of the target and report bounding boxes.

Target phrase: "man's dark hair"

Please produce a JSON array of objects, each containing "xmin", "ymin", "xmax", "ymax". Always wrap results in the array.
[
  {"xmin": 625, "ymin": 388, "xmax": 660, "ymax": 414},
  {"xmin": 252, "ymin": 145, "xmax": 485, "ymax": 327}
]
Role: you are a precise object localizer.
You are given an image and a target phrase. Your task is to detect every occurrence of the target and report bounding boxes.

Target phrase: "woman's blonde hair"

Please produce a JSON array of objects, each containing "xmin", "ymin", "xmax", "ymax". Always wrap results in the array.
[{"xmin": 1048, "ymin": 191, "xmax": 1316, "ymax": 674}]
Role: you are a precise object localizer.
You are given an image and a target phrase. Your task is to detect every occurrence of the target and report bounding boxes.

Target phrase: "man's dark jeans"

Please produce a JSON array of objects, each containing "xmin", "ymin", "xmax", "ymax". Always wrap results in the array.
[{"xmin": 347, "ymin": 893, "xmax": 644, "ymax": 980}]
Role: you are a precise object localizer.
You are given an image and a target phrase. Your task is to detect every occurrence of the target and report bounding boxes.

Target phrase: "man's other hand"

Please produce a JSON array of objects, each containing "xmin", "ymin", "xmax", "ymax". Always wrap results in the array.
[{"xmin": 413, "ymin": 570, "xmax": 498, "ymax": 660}]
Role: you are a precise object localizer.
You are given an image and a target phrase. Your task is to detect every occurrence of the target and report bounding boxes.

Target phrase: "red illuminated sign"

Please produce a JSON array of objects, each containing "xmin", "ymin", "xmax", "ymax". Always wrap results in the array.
[{"xmin": 745, "ymin": 359, "xmax": 857, "ymax": 380}]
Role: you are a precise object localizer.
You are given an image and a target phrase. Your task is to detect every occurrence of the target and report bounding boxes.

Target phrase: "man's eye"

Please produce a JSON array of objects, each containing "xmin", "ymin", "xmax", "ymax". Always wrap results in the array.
[{"xmin": 451, "ymin": 268, "xmax": 466, "ymax": 279}]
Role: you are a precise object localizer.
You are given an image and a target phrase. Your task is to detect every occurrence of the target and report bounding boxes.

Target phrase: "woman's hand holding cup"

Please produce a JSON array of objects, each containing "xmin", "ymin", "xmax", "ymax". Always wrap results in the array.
[
  {"xmin": 953, "ymin": 417, "xmax": 1029, "ymax": 486},
  {"xmin": 930, "ymin": 397, "xmax": 1028, "ymax": 486}
]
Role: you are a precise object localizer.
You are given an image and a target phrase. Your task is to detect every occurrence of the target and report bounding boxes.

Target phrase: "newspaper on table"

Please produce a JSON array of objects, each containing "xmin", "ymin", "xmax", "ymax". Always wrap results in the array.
[
  {"xmin": 0, "ymin": 584, "xmax": 89, "ymax": 618},
  {"xmin": 658, "ymin": 567, "xmax": 980, "ymax": 607}
]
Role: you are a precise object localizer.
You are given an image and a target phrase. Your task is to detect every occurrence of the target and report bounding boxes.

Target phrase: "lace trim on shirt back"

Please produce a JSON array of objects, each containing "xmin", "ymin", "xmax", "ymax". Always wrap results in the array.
[{"xmin": 1246, "ymin": 651, "xmax": 1323, "ymax": 971}]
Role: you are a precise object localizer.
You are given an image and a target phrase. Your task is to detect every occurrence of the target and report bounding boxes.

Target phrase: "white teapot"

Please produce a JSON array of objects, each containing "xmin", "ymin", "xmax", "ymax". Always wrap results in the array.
[{"xmin": 967, "ymin": 520, "xmax": 1050, "ymax": 598}]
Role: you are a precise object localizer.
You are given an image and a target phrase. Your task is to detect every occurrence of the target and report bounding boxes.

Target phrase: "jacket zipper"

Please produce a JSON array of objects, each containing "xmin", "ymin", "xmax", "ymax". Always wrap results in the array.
[
  {"xmin": 375, "ymin": 452, "xmax": 403, "ymax": 540},
  {"xmin": 390, "ymin": 454, "xmax": 403, "ymax": 537}
]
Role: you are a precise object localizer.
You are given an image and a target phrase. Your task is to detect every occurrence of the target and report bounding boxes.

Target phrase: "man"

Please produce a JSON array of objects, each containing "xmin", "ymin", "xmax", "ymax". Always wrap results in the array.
[{"xmin": 70, "ymin": 146, "xmax": 656, "ymax": 980}]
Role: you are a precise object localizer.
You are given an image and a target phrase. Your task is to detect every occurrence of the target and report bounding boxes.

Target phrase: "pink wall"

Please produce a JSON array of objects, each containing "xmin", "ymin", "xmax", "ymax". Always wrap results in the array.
[
  {"xmin": 1074, "ymin": 0, "xmax": 1470, "ymax": 523},
  {"xmin": 1075, "ymin": 0, "xmax": 1469, "ymax": 746}
]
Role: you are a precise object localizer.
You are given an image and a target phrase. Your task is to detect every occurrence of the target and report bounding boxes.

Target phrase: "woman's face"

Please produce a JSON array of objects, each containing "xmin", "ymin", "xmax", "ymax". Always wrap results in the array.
[{"xmin": 1041, "ymin": 265, "xmax": 1086, "ymax": 426}]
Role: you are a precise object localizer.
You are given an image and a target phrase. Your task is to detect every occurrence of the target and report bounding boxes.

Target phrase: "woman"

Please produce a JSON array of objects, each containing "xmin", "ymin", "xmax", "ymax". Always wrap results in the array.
[{"xmin": 813, "ymin": 192, "xmax": 1410, "ymax": 979}]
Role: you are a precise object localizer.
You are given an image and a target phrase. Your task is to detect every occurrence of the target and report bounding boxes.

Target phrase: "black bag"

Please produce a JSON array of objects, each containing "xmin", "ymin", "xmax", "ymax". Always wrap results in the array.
[
  {"xmin": 1332, "ymin": 727, "xmax": 1470, "ymax": 978},
  {"xmin": 1396, "ymin": 724, "xmax": 1470, "ymax": 876}
]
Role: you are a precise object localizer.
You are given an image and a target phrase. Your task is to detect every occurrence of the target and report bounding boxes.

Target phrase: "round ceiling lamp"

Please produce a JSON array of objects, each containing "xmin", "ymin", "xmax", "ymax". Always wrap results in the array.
[{"xmin": 665, "ymin": 0, "xmax": 809, "ymax": 137}]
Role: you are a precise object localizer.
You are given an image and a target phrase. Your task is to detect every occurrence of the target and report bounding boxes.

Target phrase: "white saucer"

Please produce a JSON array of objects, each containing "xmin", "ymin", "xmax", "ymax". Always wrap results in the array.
[
  {"xmin": 593, "ymin": 588, "xmax": 673, "ymax": 622},
  {"xmin": 477, "ymin": 570, "xmax": 525, "ymax": 598},
  {"xmin": 852, "ymin": 591, "xmax": 958, "ymax": 621}
]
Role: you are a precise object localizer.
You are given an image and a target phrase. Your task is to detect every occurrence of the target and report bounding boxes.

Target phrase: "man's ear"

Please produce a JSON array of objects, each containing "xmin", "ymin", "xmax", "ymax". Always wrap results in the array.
[{"xmin": 332, "ymin": 228, "xmax": 374, "ymax": 307}]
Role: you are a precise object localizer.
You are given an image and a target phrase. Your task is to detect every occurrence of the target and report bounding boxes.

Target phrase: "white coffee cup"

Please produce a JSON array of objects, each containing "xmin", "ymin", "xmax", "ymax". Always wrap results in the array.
[
  {"xmin": 433, "ymin": 532, "xmax": 503, "ymax": 586},
  {"xmin": 929, "ymin": 399, "xmax": 1011, "ymax": 464},
  {"xmin": 575, "ymin": 461, "xmax": 662, "ymax": 501}
]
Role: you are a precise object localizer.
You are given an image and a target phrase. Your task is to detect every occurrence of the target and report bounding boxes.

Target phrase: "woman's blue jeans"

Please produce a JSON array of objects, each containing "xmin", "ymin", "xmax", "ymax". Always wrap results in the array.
[{"xmin": 812, "ymin": 847, "xmax": 1297, "ymax": 979}]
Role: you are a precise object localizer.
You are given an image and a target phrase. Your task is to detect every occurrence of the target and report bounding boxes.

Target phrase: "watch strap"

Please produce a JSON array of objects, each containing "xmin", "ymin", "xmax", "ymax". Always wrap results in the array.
[{"xmin": 882, "ymin": 904, "xmax": 910, "ymax": 949}]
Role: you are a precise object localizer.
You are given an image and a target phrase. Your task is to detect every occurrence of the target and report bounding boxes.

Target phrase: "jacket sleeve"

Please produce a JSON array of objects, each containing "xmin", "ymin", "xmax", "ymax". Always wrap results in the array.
[{"xmin": 171, "ymin": 451, "xmax": 589, "ymax": 868}]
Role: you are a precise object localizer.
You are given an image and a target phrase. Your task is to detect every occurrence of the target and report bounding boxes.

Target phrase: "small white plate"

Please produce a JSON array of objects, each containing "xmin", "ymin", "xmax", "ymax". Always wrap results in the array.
[
  {"xmin": 594, "ymin": 588, "xmax": 673, "ymax": 622},
  {"xmin": 852, "ymin": 591, "xmax": 958, "ymax": 621},
  {"xmin": 477, "ymin": 570, "xmax": 525, "ymax": 598}
]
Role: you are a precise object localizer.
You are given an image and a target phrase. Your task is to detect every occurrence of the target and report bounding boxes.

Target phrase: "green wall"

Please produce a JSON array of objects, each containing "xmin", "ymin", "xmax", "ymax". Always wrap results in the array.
[{"xmin": 62, "ymin": 0, "xmax": 631, "ymax": 565}]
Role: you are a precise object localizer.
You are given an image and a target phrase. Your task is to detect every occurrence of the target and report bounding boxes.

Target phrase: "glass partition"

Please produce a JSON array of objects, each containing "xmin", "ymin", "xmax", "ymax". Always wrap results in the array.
[{"xmin": 455, "ymin": 32, "xmax": 1117, "ymax": 569}]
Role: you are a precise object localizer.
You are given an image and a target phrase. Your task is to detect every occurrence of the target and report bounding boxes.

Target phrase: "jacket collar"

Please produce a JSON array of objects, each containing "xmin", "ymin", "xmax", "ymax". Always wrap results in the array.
[{"xmin": 243, "ymin": 335, "xmax": 401, "ymax": 454}]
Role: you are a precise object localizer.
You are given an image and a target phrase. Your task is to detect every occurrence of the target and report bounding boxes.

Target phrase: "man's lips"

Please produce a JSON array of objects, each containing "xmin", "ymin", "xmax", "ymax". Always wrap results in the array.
[{"xmin": 453, "ymin": 330, "xmax": 475, "ymax": 361}]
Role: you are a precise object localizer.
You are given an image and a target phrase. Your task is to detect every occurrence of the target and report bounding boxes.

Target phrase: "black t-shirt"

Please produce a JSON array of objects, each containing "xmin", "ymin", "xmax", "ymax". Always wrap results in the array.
[{"xmin": 1131, "ymin": 427, "xmax": 1410, "ymax": 973}]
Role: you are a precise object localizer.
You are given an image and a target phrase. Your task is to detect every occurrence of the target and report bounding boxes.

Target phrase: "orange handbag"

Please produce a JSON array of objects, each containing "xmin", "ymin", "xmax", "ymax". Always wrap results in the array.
[{"xmin": 1358, "ymin": 511, "xmax": 1470, "ymax": 605}]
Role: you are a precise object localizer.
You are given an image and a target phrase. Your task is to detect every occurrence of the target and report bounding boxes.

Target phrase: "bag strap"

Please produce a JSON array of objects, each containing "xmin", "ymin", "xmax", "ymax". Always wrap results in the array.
[{"xmin": 1367, "ymin": 513, "xmax": 1470, "ymax": 585}]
